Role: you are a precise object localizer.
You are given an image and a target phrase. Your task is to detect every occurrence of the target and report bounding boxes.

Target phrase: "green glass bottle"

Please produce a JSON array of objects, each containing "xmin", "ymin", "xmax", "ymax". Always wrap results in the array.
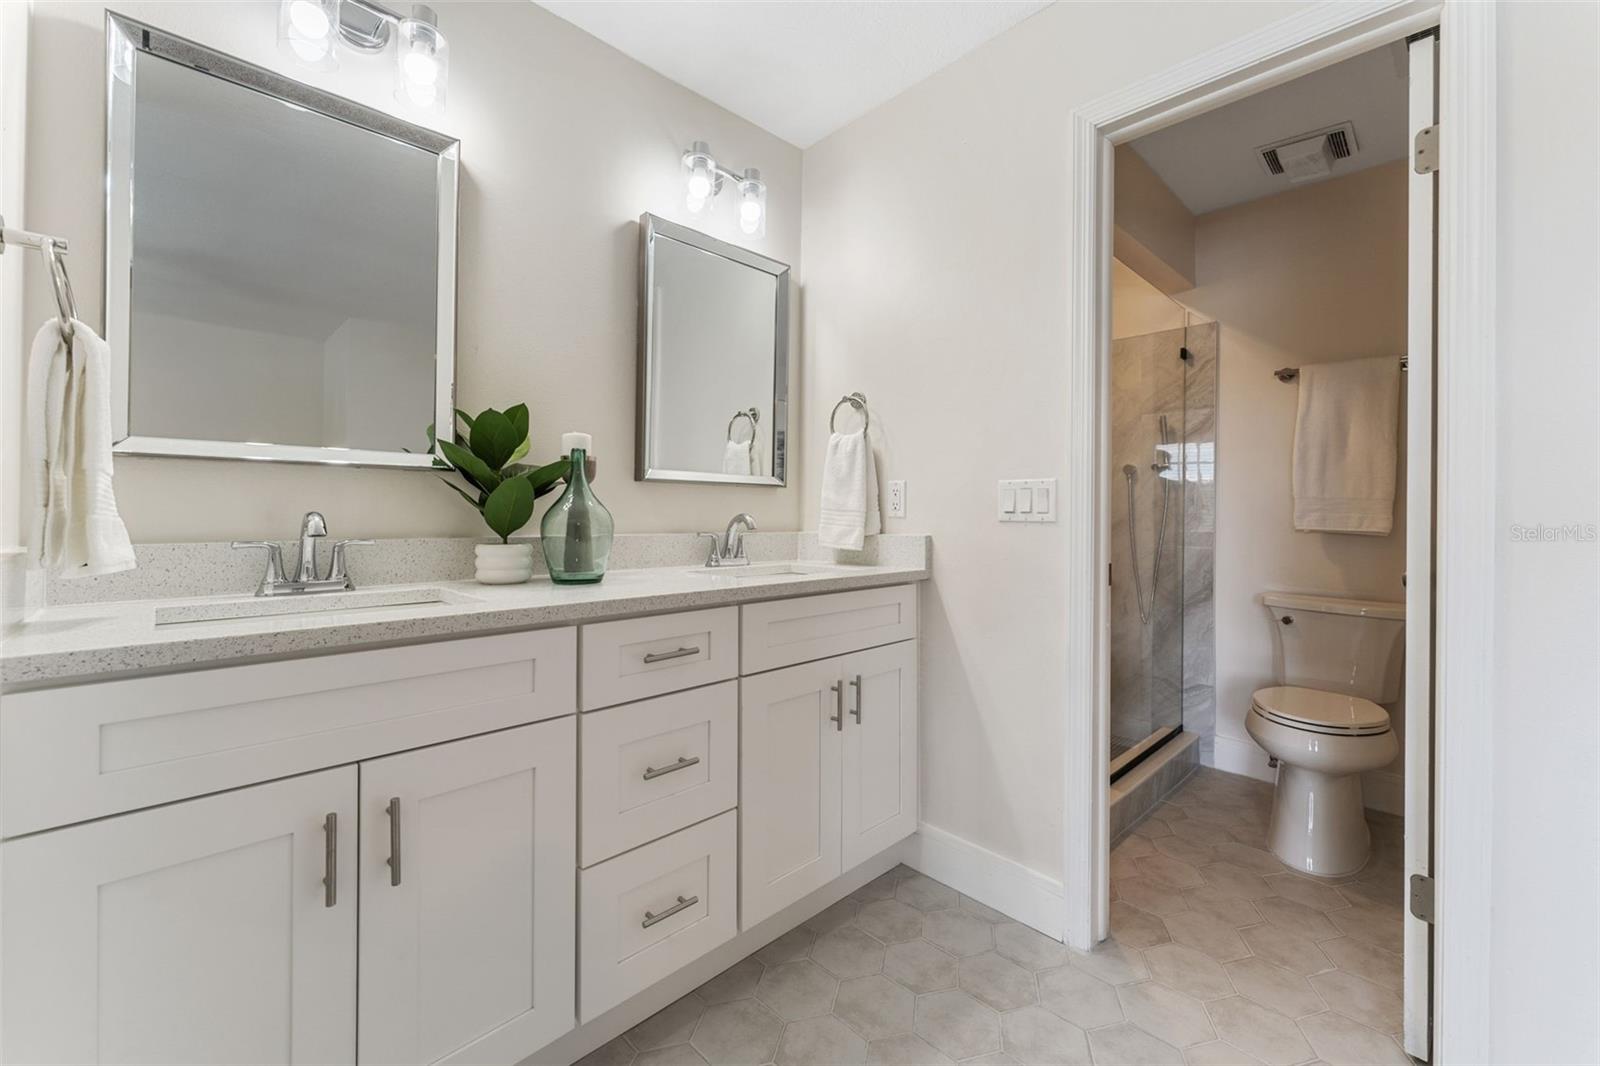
[{"xmin": 541, "ymin": 432, "xmax": 614, "ymax": 584}]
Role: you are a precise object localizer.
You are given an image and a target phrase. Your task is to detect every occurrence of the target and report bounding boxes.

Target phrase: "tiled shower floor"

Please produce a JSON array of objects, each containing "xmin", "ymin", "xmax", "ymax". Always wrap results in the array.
[{"xmin": 577, "ymin": 768, "xmax": 1411, "ymax": 1066}]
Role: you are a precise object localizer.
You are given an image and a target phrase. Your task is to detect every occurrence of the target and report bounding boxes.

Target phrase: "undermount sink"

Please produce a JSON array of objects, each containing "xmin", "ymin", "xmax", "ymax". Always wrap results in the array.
[
  {"xmin": 683, "ymin": 563, "xmax": 843, "ymax": 581},
  {"xmin": 153, "ymin": 587, "xmax": 475, "ymax": 626}
]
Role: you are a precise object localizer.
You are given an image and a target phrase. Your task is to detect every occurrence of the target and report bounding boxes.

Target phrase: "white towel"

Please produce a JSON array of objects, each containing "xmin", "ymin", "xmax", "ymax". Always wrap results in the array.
[
  {"xmin": 818, "ymin": 428, "xmax": 881, "ymax": 550},
  {"xmin": 27, "ymin": 319, "xmax": 136, "ymax": 577},
  {"xmin": 721, "ymin": 439, "xmax": 754, "ymax": 475},
  {"xmin": 1292, "ymin": 356, "xmax": 1400, "ymax": 535}
]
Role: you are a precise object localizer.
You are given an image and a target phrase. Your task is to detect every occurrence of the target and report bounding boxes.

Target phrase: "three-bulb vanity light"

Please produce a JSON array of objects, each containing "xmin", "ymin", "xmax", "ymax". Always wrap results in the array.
[
  {"xmin": 278, "ymin": 0, "xmax": 449, "ymax": 112},
  {"xmin": 682, "ymin": 142, "xmax": 768, "ymax": 238}
]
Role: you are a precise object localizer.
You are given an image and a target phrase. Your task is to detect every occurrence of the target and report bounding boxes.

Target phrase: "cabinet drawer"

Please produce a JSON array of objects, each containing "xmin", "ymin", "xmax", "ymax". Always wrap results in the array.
[
  {"xmin": 579, "ymin": 810, "xmax": 737, "ymax": 1023},
  {"xmin": 580, "ymin": 682, "xmax": 738, "ymax": 866},
  {"xmin": 581, "ymin": 607, "xmax": 737, "ymax": 710},
  {"xmin": 0, "ymin": 629, "xmax": 577, "ymax": 838},
  {"xmin": 741, "ymin": 585, "xmax": 917, "ymax": 674}
]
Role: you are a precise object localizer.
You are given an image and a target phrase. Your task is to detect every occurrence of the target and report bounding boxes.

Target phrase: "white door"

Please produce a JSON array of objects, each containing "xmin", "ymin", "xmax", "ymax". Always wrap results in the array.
[
  {"xmin": 1404, "ymin": 28, "xmax": 1439, "ymax": 1063},
  {"xmin": 739, "ymin": 659, "xmax": 844, "ymax": 927},
  {"xmin": 358, "ymin": 718, "xmax": 576, "ymax": 1065},
  {"xmin": 841, "ymin": 641, "xmax": 919, "ymax": 868},
  {"xmin": 0, "ymin": 768, "xmax": 357, "ymax": 1065}
]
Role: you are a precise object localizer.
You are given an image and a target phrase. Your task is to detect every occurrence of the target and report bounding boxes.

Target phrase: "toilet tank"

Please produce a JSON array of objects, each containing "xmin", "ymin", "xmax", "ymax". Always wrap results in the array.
[{"xmin": 1261, "ymin": 591, "xmax": 1405, "ymax": 702}]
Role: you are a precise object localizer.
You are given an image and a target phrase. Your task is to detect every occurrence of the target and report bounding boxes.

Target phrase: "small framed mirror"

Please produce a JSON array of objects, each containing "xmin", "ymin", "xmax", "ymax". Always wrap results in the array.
[
  {"xmin": 636, "ymin": 214, "xmax": 789, "ymax": 485},
  {"xmin": 105, "ymin": 13, "xmax": 458, "ymax": 468}
]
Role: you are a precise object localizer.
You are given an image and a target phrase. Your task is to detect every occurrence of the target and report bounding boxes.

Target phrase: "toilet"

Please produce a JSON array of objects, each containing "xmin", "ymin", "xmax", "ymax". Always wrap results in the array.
[{"xmin": 1246, "ymin": 591, "xmax": 1405, "ymax": 877}]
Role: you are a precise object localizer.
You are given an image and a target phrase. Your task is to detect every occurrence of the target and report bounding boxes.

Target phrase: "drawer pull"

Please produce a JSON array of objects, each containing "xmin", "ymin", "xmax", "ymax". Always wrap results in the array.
[
  {"xmin": 850, "ymin": 674, "xmax": 863, "ymax": 723},
  {"xmin": 643, "ymin": 755, "xmax": 701, "ymax": 781},
  {"xmin": 642, "ymin": 894, "xmax": 699, "ymax": 928},
  {"xmin": 830, "ymin": 681, "xmax": 844, "ymax": 731},
  {"xmin": 322, "ymin": 812, "xmax": 338, "ymax": 908},
  {"xmin": 643, "ymin": 646, "xmax": 701, "ymax": 664},
  {"xmin": 386, "ymin": 796, "xmax": 402, "ymax": 887}
]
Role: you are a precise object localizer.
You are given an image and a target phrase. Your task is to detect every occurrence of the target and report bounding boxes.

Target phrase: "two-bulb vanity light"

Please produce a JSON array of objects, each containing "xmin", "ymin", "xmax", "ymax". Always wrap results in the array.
[
  {"xmin": 682, "ymin": 142, "xmax": 767, "ymax": 238},
  {"xmin": 278, "ymin": 0, "xmax": 449, "ymax": 112}
]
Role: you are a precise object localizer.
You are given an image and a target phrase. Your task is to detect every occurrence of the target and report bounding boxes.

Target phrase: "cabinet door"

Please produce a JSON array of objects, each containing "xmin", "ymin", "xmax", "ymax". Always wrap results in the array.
[
  {"xmin": 841, "ymin": 641, "xmax": 920, "ymax": 869},
  {"xmin": 358, "ymin": 718, "xmax": 576, "ymax": 1065},
  {"xmin": 739, "ymin": 659, "xmax": 844, "ymax": 928},
  {"xmin": 0, "ymin": 768, "xmax": 357, "ymax": 1065}
]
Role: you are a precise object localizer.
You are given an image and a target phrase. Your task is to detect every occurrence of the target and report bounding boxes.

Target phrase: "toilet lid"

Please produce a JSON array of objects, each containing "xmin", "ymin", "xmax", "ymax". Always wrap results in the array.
[{"xmin": 1252, "ymin": 686, "xmax": 1390, "ymax": 735}]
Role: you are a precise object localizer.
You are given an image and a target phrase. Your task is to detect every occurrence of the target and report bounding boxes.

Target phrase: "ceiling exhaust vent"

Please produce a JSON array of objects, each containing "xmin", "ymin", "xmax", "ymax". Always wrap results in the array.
[{"xmin": 1256, "ymin": 122, "xmax": 1360, "ymax": 184}]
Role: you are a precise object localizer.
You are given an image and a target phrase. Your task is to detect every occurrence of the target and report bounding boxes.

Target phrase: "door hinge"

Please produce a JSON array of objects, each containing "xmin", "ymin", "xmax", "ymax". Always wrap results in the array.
[
  {"xmin": 1414, "ymin": 124, "xmax": 1439, "ymax": 175},
  {"xmin": 1409, "ymin": 873, "xmax": 1436, "ymax": 923}
]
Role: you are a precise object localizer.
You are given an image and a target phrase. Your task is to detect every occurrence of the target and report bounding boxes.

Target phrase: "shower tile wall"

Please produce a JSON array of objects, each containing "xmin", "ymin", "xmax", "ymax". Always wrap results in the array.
[{"xmin": 1109, "ymin": 323, "xmax": 1217, "ymax": 758}]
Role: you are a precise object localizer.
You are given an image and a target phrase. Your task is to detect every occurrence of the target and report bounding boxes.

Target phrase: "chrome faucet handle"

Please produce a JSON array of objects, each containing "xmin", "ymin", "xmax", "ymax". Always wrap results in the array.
[
  {"xmin": 696, "ymin": 532, "xmax": 722, "ymax": 568},
  {"xmin": 231, "ymin": 541, "xmax": 286, "ymax": 596},
  {"xmin": 328, "ymin": 539, "xmax": 375, "ymax": 587}
]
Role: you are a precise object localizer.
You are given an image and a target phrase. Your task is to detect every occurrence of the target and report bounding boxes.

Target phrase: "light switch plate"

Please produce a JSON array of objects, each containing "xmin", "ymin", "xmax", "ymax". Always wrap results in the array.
[
  {"xmin": 998, "ymin": 478, "xmax": 1058, "ymax": 523},
  {"xmin": 886, "ymin": 480, "xmax": 906, "ymax": 518}
]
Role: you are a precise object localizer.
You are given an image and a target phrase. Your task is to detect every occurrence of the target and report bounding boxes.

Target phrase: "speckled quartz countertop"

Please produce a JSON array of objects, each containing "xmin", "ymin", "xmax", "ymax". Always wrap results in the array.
[{"xmin": 0, "ymin": 544, "xmax": 929, "ymax": 690}]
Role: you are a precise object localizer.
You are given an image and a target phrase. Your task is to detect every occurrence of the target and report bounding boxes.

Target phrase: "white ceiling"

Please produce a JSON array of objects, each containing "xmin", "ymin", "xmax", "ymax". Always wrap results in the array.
[
  {"xmin": 534, "ymin": 1, "xmax": 1052, "ymax": 148},
  {"xmin": 1129, "ymin": 42, "xmax": 1410, "ymax": 216}
]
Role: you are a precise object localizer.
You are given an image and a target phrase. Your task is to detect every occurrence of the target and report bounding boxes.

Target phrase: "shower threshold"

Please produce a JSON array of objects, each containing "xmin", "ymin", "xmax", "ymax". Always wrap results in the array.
[{"xmin": 1110, "ymin": 725, "xmax": 1181, "ymax": 782}]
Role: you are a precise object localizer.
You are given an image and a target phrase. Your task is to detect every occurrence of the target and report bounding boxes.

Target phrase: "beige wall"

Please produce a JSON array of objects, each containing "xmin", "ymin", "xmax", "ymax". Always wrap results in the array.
[
  {"xmin": 1111, "ymin": 258, "xmax": 1188, "ymax": 340},
  {"xmin": 16, "ymin": 0, "xmax": 802, "ymax": 543},
  {"xmin": 1113, "ymin": 145, "xmax": 1196, "ymax": 294},
  {"xmin": 1180, "ymin": 161, "xmax": 1409, "ymax": 798},
  {"xmin": 800, "ymin": 0, "xmax": 1305, "ymax": 883}
]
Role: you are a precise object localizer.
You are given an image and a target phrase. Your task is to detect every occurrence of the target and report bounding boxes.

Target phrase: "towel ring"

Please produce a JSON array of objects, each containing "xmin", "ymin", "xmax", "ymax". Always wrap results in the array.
[
  {"xmin": 41, "ymin": 239, "xmax": 76, "ymax": 349},
  {"xmin": 829, "ymin": 392, "xmax": 869, "ymax": 433},
  {"xmin": 726, "ymin": 408, "xmax": 759, "ymax": 442}
]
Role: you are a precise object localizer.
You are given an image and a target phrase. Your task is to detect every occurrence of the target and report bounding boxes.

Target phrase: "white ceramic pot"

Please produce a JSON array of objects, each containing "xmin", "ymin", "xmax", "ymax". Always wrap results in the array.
[{"xmin": 475, "ymin": 542, "xmax": 535, "ymax": 585}]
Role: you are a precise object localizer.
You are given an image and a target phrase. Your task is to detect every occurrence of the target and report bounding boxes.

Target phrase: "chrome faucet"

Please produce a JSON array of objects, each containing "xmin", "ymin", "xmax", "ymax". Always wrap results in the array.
[
  {"xmin": 232, "ymin": 512, "xmax": 374, "ymax": 596},
  {"xmin": 699, "ymin": 513, "xmax": 758, "ymax": 567}
]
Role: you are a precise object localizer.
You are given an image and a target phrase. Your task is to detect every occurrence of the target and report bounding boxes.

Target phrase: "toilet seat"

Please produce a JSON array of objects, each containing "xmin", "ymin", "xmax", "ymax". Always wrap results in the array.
[{"xmin": 1251, "ymin": 685, "xmax": 1390, "ymax": 737}]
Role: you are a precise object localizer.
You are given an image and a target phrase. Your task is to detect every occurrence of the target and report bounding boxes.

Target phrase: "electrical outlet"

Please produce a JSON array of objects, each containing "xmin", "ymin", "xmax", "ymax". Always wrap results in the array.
[{"xmin": 886, "ymin": 480, "xmax": 907, "ymax": 518}]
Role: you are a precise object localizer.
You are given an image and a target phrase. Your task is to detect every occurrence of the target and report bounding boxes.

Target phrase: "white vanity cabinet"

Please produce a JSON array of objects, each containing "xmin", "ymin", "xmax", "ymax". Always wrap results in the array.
[
  {"xmin": 0, "ymin": 768, "xmax": 360, "ymax": 1065},
  {"xmin": 739, "ymin": 587, "xmax": 920, "ymax": 929}
]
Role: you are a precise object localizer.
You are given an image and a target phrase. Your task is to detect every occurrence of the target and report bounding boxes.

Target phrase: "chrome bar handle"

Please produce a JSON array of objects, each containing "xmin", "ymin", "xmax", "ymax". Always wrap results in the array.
[
  {"xmin": 643, "ymin": 646, "xmax": 700, "ymax": 664},
  {"xmin": 643, "ymin": 755, "xmax": 701, "ymax": 780},
  {"xmin": 830, "ymin": 682, "xmax": 844, "ymax": 732},
  {"xmin": 642, "ymin": 894, "xmax": 699, "ymax": 929},
  {"xmin": 386, "ymin": 797, "xmax": 402, "ymax": 887},
  {"xmin": 322, "ymin": 812, "xmax": 337, "ymax": 908},
  {"xmin": 850, "ymin": 674, "xmax": 863, "ymax": 723}
]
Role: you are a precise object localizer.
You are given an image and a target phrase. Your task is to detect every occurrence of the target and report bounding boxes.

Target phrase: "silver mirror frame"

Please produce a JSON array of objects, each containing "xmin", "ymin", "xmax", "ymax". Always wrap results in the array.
[
  {"xmin": 104, "ymin": 12, "xmax": 458, "ymax": 469},
  {"xmin": 636, "ymin": 213, "xmax": 789, "ymax": 486}
]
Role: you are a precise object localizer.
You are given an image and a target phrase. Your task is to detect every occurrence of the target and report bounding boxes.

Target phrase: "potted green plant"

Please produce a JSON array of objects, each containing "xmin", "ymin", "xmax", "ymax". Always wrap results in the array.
[{"xmin": 430, "ymin": 404, "xmax": 569, "ymax": 584}]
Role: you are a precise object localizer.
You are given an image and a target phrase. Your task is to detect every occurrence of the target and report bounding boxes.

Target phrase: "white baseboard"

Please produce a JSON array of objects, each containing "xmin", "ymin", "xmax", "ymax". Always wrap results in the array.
[
  {"xmin": 1210, "ymin": 734, "xmax": 1276, "ymax": 784},
  {"xmin": 900, "ymin": 823, "xmax": 1065, "ymax": 941}
]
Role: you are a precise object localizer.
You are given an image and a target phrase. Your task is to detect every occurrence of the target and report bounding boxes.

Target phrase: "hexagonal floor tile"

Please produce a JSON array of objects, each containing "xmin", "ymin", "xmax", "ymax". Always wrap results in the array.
[
  {"xmin": 689, "ymin": 999, "xmax": 783, "ymax": 1065},
  {"xmin": 993, "ymin": 922, "xmax": 1068, "ymax": 971},
  {"xmin": 776, "ymin": 1015, "xmax": 866, "ymax": 1066},
  {"xmin": 1211, "ymin": 841, "xmax": 1284, "ymax": 874},
  {"xmin": 628, "ymin": 994, "xmax": 706, "ymax": 1050},
  {"xmin": 922, "ymin": 909, "xmax": 994, "ymax": 957},
  {"xmin": 833, "ymin": 974, "xmax": 915, "ymax": 1041},
  {"xmin": 1163, "ymin": 909, "xmax": 1249, "ymax": 962},
  {"xmin": 1262, "ymin": 872, "xmax": 1352, "ymax": 913},
  {"xmin": 1135, "ymin": 853, "xmax": 1206, "ymax": 889},
  {"xmin": 1223, "ymin": 956, "xmax": 1325, "ymax": 1019},
  {"xmin": 633, "ymin": 1046, "xmax": 709, "ymax": 1066},
  {"xmin": 882, "ymin": 938, "xmax": 958, "ymax": 993},
  {"xmin": 1183, "ymin": 1040, "xmax": 1264, "ymax": 1065},
  {"xmin": 958, "ymin": 951, "xmax": 1036, "ymax": 1011},
  {"xmin": 857, "ymin": 899, "xmax": 926, "ymax": 943},
  {"xmin": 1205, "ymin": 996, "xmax": 1313, "ymax": 1065},
  {"xmin": 865, "ymin": 1033, "xmax": 955, "ymax": 1065},
  {"xmin": 812, "ymin": 926, "xmax": 887, "ymax": 979},
  {"xmin": 1256, "ymin": 896, "xmax": 1339, "ymax": 942},
  {"xmin": 576, "ymin": 1035, "xmax": 636, "ymax": 1066},
  {"xmin": 1001, "ymin": 1005, "xmax": 1091, "ymax": 1065},
  {"xmin": 1143, "ymin": 943, "xmax": 1233, "ymax": 1000},
  {"xmin": 897, "ymin": 874, "xmax": 959, "ymax": 912},
  {"xmin": 1298, "ymin": 1011, "xmax": 1411, "ymax": 1064},
  {"xmin": 1239, "ymin": 923, "xmax": 1333, "ymax": 977},
  {"xmin": 1086, "ymin": 1022, "xmax": 1184, "ymax": 1066},
  {"xmin": 755, "ymin": 959, "xmax": 839, "ymax": 1020},
  {"xmin": 1307, "ymin": 969, "xmax": 1403, "ymax": 1034},
  {"xmin": 1198, "ymin": 862, "xmax": 1273, "ymax": 901},
  {"xmin": 804, "ymin": 897, "xmax": 861, "ymax": 935},
  {"xmin": 1110, "ymin": 900, "xmax": 1171, "ymax": 949},
  {"xmin": 755, "ymin": 926, "xmax": 816, "ymax": 966},
  {"xmin": 1038, "ymin": 964, "xmax": 1124, "ymax": 1029},
  {"xmin": 1066, "ymin": 938, "xmax": 1148, "ymax": 985},
  {"xmin": 852, "ymin": 870, "xmax": 902, "ymax": 903},
  {"xmin": 1152, "ymin": 834, "xmax": 1218, "ymax": 868},
  {"xmin": 959, "ymin": 894, "xmax": 1009, "ymax": 923},
  {"xmin": 913, "ymin": 989, "xmax": 1001, "ymax": 1060},
  {"xmin": 1118, "ymin": 979, "xmax": 1216, "ymax": 1048},
  {"xmin": 1182, "ymin": 887, "xmax": 1262, "ymax": 928},
  {"xmin": 1319, "ymin": 935, "xmax": 1403, "ymax": 992},
  {"xmin": 1326, "ymin": 898, "xmax": 1404, "ymax": 953},
  {"xmin": 1116, "ymin": 877, "xmax": 1192, "ymax": 918},
  {"xmin": 696, "ymin": 956, "xmax": 765, "ymax": 1005}
]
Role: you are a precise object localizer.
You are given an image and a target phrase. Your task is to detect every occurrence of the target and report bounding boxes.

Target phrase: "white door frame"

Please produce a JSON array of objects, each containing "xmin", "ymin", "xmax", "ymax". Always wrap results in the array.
[{"xmin": 1061, "ymin": 1, "xmax": 1497, "ymax": 1060}]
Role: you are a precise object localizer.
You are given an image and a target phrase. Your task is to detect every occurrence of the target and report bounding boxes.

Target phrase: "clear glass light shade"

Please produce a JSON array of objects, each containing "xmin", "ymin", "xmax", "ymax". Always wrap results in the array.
[
  {"xmin": 278, "ymin": 0, "xmax": 340, "ymax": 71},
  {"xmin": 683, "ymin": 143, "xmax": 716, "ymax": 214},
  {"xmin": 738, "ymin": 170, "xmax": 766, "ymax": 237},
  {"xmin": 395, "ymin": 13, "xmax": 448, "ymax": 111}
]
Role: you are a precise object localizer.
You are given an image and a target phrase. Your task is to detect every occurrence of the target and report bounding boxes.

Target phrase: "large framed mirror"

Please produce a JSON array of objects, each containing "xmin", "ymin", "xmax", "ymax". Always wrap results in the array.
[
  {"xmin": 105, "ymin": 13, "xmax": 457, "ymax": 468},
  {"xmin": 636, "ymin": 214, "xmax": 789, "ymax": 486}
]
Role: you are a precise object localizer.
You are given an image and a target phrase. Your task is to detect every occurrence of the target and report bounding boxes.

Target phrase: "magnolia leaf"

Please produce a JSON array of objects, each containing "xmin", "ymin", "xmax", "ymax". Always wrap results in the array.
[
  {"xmin": 454, "ymin": 409, "xmax": 477, "ymax": 434},
  {"xmin": 522, "ymin": 458, "xmax": 570, "ymax": 498},
  {"xmin": 505, "ymin": 404, "xmax": 530, "ymax": 443},
  {"xmin": 470, "ymin": 409, "xmax": 522, "ymax": 471},
  {"xmin": 482, "ymin": 477, "xmax": 535, "ymax": 542},
  {"xmin": 436, "ymin": 476, "xmax": 484, "ymax": 511}
]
